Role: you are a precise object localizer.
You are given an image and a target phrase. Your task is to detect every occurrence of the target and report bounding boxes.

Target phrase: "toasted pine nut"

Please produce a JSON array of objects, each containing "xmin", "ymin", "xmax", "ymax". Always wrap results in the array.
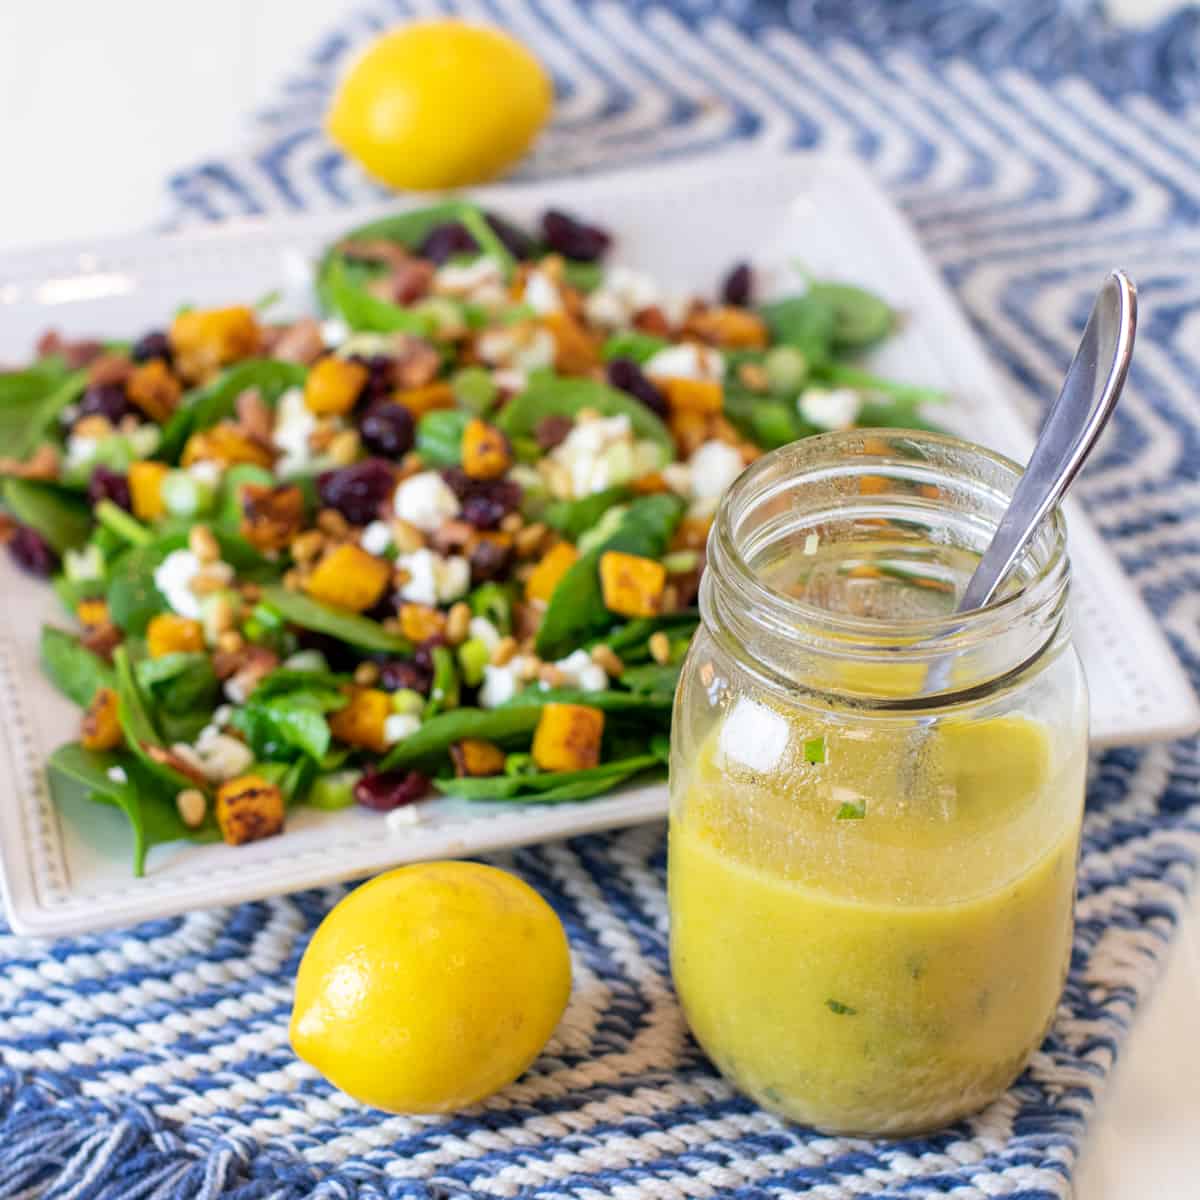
[
  {"xmin": 649, "ymin": 631, "xmax": 671, "ymax": 665},
  {"xmin": 499, "ymin": 512, "xmax": 524, "ymax": 534},
  {"xmin": 515, "ymin": 522, "xmax": 547, "ymax": 559},
  {"xmin": 176, "ymin": 788, "xmax": 207, "ymax": 829},
  {"xmin": 328, "ymin": 429, "xmax": 361, "ymax": 466},
  {"xmin": 590, "ymin": 644, "xmax": 625, "ymax": 677},
  {"xmin": 354, "ymin": 661, "xmax": 381, "ymax": 686},
  {"xmin": 389, "ymin": 518, "xmax": 425, "ymax": 553},
  {"xmin": 491, "ymin": 636, "xmax": 518, "ymax": 667},
  {"xmin": 188, "ymin": 524, "xmax": 220, "ymax": 563},
  {"xmin": 290, "ymin": 529, "xmax": 325, "ymax": 563},
  {"xmin": 445, "ymin": 602, "xmax": 472, "ymax": 646},
  {"xmin": 519, "ymin": 656, "xmax": 542, "ymax": 682},
  {"xmin": 317, "ymin": 508, "xmax": 350, "ymax": 538}
]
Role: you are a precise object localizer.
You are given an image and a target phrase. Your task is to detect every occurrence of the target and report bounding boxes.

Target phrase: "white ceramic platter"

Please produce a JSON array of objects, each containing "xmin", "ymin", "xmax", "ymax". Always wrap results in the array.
[{"xmin": 1, "ymin": 152, "xmax": 1196, "ymax": 936}]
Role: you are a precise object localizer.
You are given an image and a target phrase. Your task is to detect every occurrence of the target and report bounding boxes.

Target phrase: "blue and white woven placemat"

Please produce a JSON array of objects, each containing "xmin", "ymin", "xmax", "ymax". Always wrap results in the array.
[{"xmin": 5, "ymin": 2, "xmax": 1200, "ymax": 1196}]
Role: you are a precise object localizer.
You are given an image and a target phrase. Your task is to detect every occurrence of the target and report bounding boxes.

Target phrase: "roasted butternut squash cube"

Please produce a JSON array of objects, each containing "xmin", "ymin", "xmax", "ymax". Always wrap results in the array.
[
  {"xmin": 450, "ymin": 738, "xmax": 506, "ymax": 777},
  {"xmin": 215, "ymin": 774, "xmax": 284, "ymax": 846},
  {"xmin": 395, "ymin": 381, "xmax": 456, "ymax": 418},
  {"xmin": 182, "ymin": 422, "xmax": 274, "ymax": 469},
  {"xmin": 544, "ymin": 311, "xmax": 599, "ymax": 375},
  {"xmin": 170, "ymin": 306, "xmax": 261, "ymax": 384},
  {"xmin": 75, "ymin": 598, "xmax": 110, "ymax": 628},
  {"xmin": 304, "ymin": 355, "xmax": 369, "ymax": 416},
  {"xmin": 128, "ymin": 460, "xmax": 170, "ymax": 520},
  {"xmin": 126, "ymin": 358, "xmax": 183, "ymax": 422},
  {"xmin": 239, "ymin": 482, "xmax": 305, "ymax": 553},
  {"xmin": 532, "ymin": 703, "xmax": 605, "ymax": 772},
  {"xmin": 399, "ymin": 603, "xmax": 446, "ymax": 643},
  {"xmin": 329, "ymin": 688, "xmax": 391, "ymax": 754},
  {"xmin": 525, "ymin": 541, "xmax": 579, "ymax": 603},
  {"xmin": 599, "ymin": 551, "xmax": 667, "ymax": 618},
  {"xmin": 667, "ymin": 409, "xmax": 709, "ymax": 457},
  {"xmin": 661, "ymin": 377, "xmax": 723, "ymax": 415},
  {"xmin": 461, "ymin": 418, "xmax": 511, "ymax": 480},
  {"xmin": 304, "ymin": 543, "xmax": 391, "ymax": 612},
  {"xmin": 688, "ymin": 306, "xmax": 769, "ymax": 349},
  {"xmin": 147, "ymin": 614, "xmax": 205, "ymax": 658},
  {"xmin": 81, "ymin": 686, "xmax": 122, "ymax": 751}
]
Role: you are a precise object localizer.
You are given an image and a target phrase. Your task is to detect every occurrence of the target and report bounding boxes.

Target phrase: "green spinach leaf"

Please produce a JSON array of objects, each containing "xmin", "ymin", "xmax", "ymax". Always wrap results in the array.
[
  {"xmin": 2, "ymin": 478, "xmax": 92, "ymax": 553},
  {"xmin": 260, "ymin": 585, "xmax": 411, "ymax": 654},
  {"xmin": 40, "ymin": 626, "xmax": 115, "ymax": 707}
]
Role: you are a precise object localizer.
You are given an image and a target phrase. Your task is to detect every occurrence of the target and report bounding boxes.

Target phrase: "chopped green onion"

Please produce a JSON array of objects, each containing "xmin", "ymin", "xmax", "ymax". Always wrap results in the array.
[
  {"xmin": 308, "ymin": 769, "xmax": 362, "ymax": 811},
  {"xmin": 764, "ymin": 345, "xmax": 809, "ymax": 396},
  {"xmin": 836, "ymin": 802, "xmax": 865, "ymax": 821},
  {"xmin": 390, "ymin": 688, "xmax": 425, "ymax": 715},
  {"xmin": 825, "ymin": 999, "xmax": 857, "ymax": 1015},
  {"xmin": 457, "ymin": 638, "xmax": 490, "ymax": 688},
  {"xmin": 504, "ymin": 752, "xmax": 538, "ymax": 778},
  {"xmin": 452, "ymin": 365, "xmax": 497, "ymax": 414},
  {"xmin": 94, "ymin": 499, "xmax": 152, "ymax": 546},
  {"xmin": 803, "ymin": 736, "xmax": 826, "ymax": 764}
]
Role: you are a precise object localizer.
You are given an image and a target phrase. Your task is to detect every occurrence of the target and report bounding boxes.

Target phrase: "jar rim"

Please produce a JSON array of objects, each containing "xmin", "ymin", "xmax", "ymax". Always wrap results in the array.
[{"xmin": 704, "ymin": 429, "xmax": 1070, "ymax": 694}]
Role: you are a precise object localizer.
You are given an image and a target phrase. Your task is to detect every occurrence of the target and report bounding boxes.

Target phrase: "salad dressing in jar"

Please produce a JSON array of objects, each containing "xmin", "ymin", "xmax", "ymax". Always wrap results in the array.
[{"xmin": 668, "ymin": 431, "xmax": 1087, "ymax": 1135}]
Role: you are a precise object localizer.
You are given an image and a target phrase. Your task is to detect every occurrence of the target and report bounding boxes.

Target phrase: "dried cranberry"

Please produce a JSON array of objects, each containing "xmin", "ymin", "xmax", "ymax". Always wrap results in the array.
[
  {"xmin": 354, "ymin": 768, "xmax": 431, "ymax": 812},
  {"xmin": 316, "ymin": 458, "xmax": 396, "ymax": 525},
  {"xmin": 359, "ymin": 401, "xmax": 415, "ymax": 458},
  {"xmin": 78, "ymin": 382, "xmax": 132, "ymax": 424},
  {"xmin": 349, "ymin": 354, "xmax": 395, "ymax": 404},
  {"xmin": 721, "ymin": 262, "xmax": 753, "ymax": 307},
  {"xmin": 442, "ymin": 469, "xmax": 522, "ymax": 530},
  {"xmin": 130, "ymin": 330, "xmax": 172, "ymax": 364},
  {"xmin": 8, "ymin": 526, "xmax": 57, "ymax": 577},
  {"xmin": 541, "ymin": 210, "xmax": 612, "ymax": 262},
  {"xmin": 87, "ymin": 466, "xmax": 132, "ymax": 512},
  {"xmin": 378, "ymin": 657, "xmax": 433, "ymax": 695},
  {"xmin": 469, "ymin": 537, "xmax": 512, "ymax": 583},
  {"xmin": 606, "ymin": 358, "xmax": 668, "ymax": 419},
  {"xmin": 535, "ymin": 414, "xmax": 573, "ymax": 450},
  {"xmin": 485, "ymin": 211, "xmax": 537, "ymax": 260},
  {"xmin": 418, "ymin": 222, "xmax": 479, "ymax": 265}
]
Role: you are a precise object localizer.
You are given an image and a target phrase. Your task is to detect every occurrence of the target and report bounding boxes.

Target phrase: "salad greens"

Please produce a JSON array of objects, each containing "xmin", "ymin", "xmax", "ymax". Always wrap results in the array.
[{"xmin": 1, "ymin": 197, "xmax": 942, "ymax": 874}]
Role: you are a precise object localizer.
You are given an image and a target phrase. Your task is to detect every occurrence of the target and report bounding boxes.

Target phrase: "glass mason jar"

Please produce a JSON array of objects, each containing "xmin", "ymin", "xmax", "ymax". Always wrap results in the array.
[{"xmin": 668, "ymin": 430, "xmax": 1087, "ymax": 1137}]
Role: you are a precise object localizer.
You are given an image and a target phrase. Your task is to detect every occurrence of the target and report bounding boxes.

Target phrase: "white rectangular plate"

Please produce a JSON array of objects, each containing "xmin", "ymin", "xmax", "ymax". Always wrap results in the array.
[{"xmin": 2, "ymin": 152, "xmax": 1196, "ymax": 937}]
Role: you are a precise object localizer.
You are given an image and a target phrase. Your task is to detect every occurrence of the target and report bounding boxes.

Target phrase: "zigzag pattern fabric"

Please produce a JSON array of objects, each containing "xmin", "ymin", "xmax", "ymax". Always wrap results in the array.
[{"xmin": 4, "ymin": 1, "xmax": 1200, "ymax": 1196}]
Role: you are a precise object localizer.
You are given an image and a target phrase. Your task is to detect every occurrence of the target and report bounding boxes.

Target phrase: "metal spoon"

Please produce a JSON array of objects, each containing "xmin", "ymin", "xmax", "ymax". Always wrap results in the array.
[{"xmin": 918, "ymin": 268, "xmax": 1137, "ymax": 699}]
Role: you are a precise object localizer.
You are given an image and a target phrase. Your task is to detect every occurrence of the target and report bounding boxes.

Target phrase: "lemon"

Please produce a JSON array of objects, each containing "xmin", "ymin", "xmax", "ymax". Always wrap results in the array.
[
  {"xmin": 327, "ymin": 21, "xmax": 553, "ymax": 191},
  {"xmin": 290, "ymin": 861, "xmax": 571, "ymax": 1113}
]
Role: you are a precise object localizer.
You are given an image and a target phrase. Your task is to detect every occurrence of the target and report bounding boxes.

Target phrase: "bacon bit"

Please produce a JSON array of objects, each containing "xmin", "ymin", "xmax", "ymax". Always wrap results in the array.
[
  {"xmin": 144, "ymin": 743, "xmax": 207, "ymax": 786},
  {"xmin": 270, "ymin": 317, "xmax": 325, "ymax": 365},
  {"xmin": 0, "ymin": 444, "xmax": 60, "ymax": 481}
]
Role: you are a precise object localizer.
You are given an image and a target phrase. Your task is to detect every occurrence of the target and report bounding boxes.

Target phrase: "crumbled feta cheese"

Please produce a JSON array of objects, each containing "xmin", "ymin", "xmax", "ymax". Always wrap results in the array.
[
  {"xmin": 549, "ymin": 649, "xmax": 609, "ymax": 693},
  {"xmin": 551, "ymin": 413, "xmax": 636, "ymax": 498},
  {"xmin": 321, "ymin": 317, "xmax": 350, "ymax": 347},
  {"xmin": 515, "ymin": 328, "xmax": 557, "ymax": 371},
  {"xmin": 129, "ymin": 425, "xmax": 162, "ymax": 458},
  {"xmin": 434, "ymin": 255, "xmax": 504, "ymax": 296},
  {"xmin": 154, "ymin": 549, "xmax": 203, "ymax": 619},
  {"xmin": 188, "ymin": 461, "xmax": 222, "ymax": 487},
  {"xmin": 476, "ymin": 326, "xmax": 556, "ymax": 371},
  {"xmin": 64, "ymin": 544, "xmax": 104, "ymax": 582},
  {"xmin": 386, "ymin": 804, "xmax": 424, "ymax": 830},
  {"xmin": 213, "ymin": 704, "xmax": 234, "ymax": 726},
  {"xmin": 361, "ymin": 520, "xmax": 392, "ymax": 556},
  {"xmin": 192, "ymin": 732, "xmax": 255, "ymax": 782},
  {"xmin": 468, "ymin": 617, "xmax": 501, "ymax": 653},
  {"xmin": 689, "ymin": 440, "xmax": 745, "ymax": 500},
  {"xmin": 272, "ymin": 386, "xmax": 318, "ymax": 475},
  {"xmin": 395, "ymin": 548, "xmax": 470, "ymax": 606},
  {"xmin": 584, "ymin": 266, "xmax": 662, "ymax": 328},
  {"xmin": 65, "ymin": 434, "xmax": 99, "ymax": 468},
  {"xmin": 643, "ymin": 343, "xmax": 725, "ymax": 383},
  {"xmin": 479, "ymin": 657, "xmax": 532, "ymax": 708},
  {"xmin": 106, "ymin": 766, "xmax": 128, "ymax": 784},
  {"xmin": 799, "ymin": 387, "xmax": 861, "ymax": 431},
  {"xmin": 491, "ymin": 367, "xmax": 528, "ymax": 395},
  {"xmin": 718, "ymin": 697, "xmax": 792, "ymax": 775},
  {"xmin": 384, "ymin": 713, "xmax": 422, "ymax": 745},
  {"xmin": 393, "ymin": 471, "xmax": 461, "ymax": 533},
  {"xmin": 523, "ymin": 269, "xmax": 562, "ymax": 315},
  {"xmin": 59, "ymin": 403, "xmax": 80, "ymax": 426},
  {"xmin": 661, "ymin": 462, "xmax": 693, "ymax": 498}
]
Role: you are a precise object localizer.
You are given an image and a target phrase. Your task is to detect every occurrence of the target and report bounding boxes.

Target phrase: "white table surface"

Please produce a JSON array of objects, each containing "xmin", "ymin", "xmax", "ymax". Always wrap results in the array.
[{"xmin": 2, "ymin": 4, "xmax": 1197, "ymax": 1195}]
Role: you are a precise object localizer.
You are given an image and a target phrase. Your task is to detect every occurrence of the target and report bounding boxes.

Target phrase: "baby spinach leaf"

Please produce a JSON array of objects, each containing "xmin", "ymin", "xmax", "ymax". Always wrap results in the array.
[
  {"xmin": 105, "ymin": 540, "xmax": 171, "ymax": 633},
  {"xmin": 136, "ymin": 652, "xmax": 219, "ymax": 717},
  {"xmin": 536, "ymin": 493, "xmax": 683, "ymax": 659},
  {"xmin": 112, "ymin": 645, "xmax": 195, "ymax": 792},
  {"xmin": 0, "ymin": 364, "xmax": 86, "ymax": 459},
  {"xmin": 601, "ymin": 331, "xmax": 669, "ymax": 364},
  {"xmin": 40, "ymin": 626, "xmax": 115, "ymax": 707},
  {"xmin": 260, "ymin": 585, "xmax": 411, "ymax": 653},
  {"xmin": 497, "ymin": 376, "xmax": 674, "ymax": 454},
  {"xmin": 254, "ymin": 667, "xmax": 350, "ymax": 701},
  {"xmin": 619, "ymin": 662, "xmax": 683, "ymax": 698},
  {"xmin": 600, "ymin": 610, "xmax": 700, "ymax": 656},
  {"xmin": 495, "ymin": 769, "xmax": 649, "ymax": 804},
  {"xmin": 562, "ymin": 260, "xmax": 604, "ymax": 293},
  {"xmin": 319, "ymin": 258, "xmax": 439, "ymax": 335},
  {"xmin": 815, "ymin": 362, "xmax": 947, "ymax": 407},
  {"xmin": 503, "ymin": 688, "xmax": 675, "ymax": 713},
  {"xmin": 806, "ymin": 281, "xmax": 893, "ymax": 350},
  {"xmin": 543, "ymin": 487, "xmax": 631, "ymax": 541},
  {"xmin": 760, "ymin": 294, "xmax": 837, "ymax": 365},
  {"xmin": 95, "ymin": 499, "xmax": 153, "ymax": 547},
  {"xmin": 416, "ymin": 409, "xmax": 471, "ymax": 467},
  {"xmin": 47, "ymin": 742, "xmax": 214, "ymax": 876},
  {"xmin": 232, "ymin": 690, "xmax": 334, "ymax": 762},
  {"xmin": 435, "ymin": 752, "xmax": 661, "ymax": 801},
  {"xmin": 158, "ymin": 359, "xmax": 307, "ymax": 460},
  {"xmin": 381, "ymin": 706, "xmax": 543, "ymax": 771},
  {"xmin": 2, "ymin": 478, "xmax": 92, "ymax": 553},
  {"xmin": 424, "ymin": 645, "xmax": 460, "ymax": 718}
]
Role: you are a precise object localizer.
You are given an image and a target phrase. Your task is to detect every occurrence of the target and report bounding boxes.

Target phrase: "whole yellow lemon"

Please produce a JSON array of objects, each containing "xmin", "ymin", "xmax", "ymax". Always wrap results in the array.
[
  {"xmin": 327, "ymin": 21, "xmax": 553, "ymax": 191},
  {"xmin": 290, "ymin": 861, "xmax": 571, "ymax": 1113}
]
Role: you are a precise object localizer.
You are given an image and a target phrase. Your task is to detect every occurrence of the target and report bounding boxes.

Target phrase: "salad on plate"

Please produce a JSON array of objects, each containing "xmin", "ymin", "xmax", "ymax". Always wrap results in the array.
[{"xmin": 0, "ymin": 201, "xmax": 942, "ymax": 874}]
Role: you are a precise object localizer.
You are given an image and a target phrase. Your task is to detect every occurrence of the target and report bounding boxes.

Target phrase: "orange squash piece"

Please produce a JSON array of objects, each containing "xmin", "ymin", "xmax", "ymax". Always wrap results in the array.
[
  {"xmin": 304, "ymin": 543, "xmax": 391, "ymax": 612},
  {"xmin": 394, "ymin": 381, "xmax": 456, "ymax": 418},
  {"xmin": 544, "ymin": 311, "xmax": 599, "ymax": 375},
  {"xmin": 461, "ymin": 418, "xmax": 511, "ymax": 480},
  {"xmin": 304, "ymin": 356, "xmax": 369, "ymax": 416},
  {"xmin": 216, "ymin": 774, "xmax": 284, "ymax": 846},
  {"xmin": 128, "ymin": 461, "xmax": 170, "ymax": 520},
  {"xmin": 182, "ymin": 422, "xmax": 274, "ymax": 469},
  {"xmin": 599, "ymin": 551, "xmax": 667, "ymax": 618},
  {"xmin": 147, "ymin": 614, "xmax": 206, "ymax": 658},
  {"xmin": 661, "ymin": 377, "xmax": 723, "ymax": 415},
  {"xmin": 329, "ymin": 688, "xmax": 391, "ymax": 754},
  {"xmin": 451, "ymin": 738, "xmax": 507, "ymax": 777},
  {"xmin": 399, "ymin": 603, "xmax": 447, "ymax": 643},
  {"xmin": 126, "ymin": 359, "xmax": 182, "ymax": 422},
  {"xmin": 532, "ymin": 703, "xmax": 605, "ymax": 772},
  {"xmin": 81, "ymin": 687, "xmax": 122, "ymax": 751},
  {"xmin": 170, "ymin": 306, "xmax": 261, "ymax": 384},
  {"xmin": 525, "ymin": 541, "xmax": 579, "ymax": 603}
]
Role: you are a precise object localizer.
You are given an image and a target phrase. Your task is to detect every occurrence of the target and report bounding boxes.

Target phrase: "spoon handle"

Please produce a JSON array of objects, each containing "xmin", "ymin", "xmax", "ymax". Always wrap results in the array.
[{"xmin": 956, "ymin": 270, "xmax": 1137, "ymax": 615}]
